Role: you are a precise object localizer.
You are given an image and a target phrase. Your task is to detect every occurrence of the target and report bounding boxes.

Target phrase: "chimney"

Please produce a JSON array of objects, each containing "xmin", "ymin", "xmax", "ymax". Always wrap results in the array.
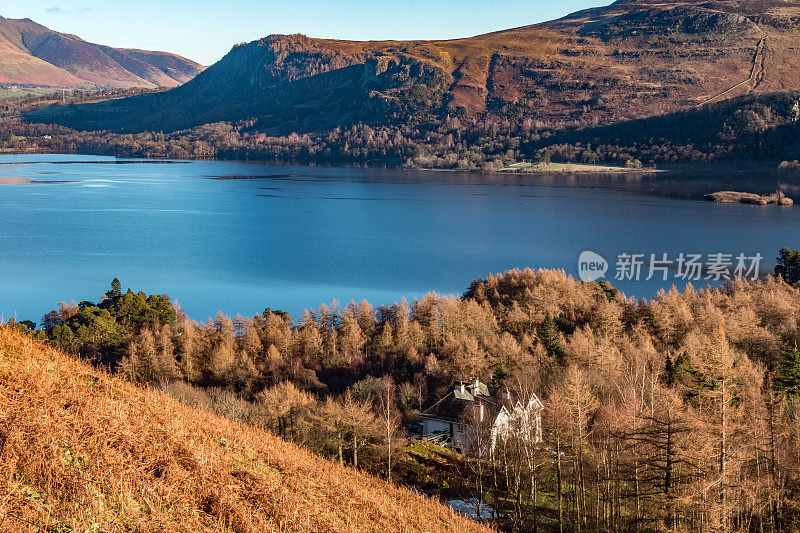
[
  {"xmin": 459, "ymin": 383, "xmax": 465, "ymax": 394},
  {"xmin": 473, "ymin": 378, "xmax": 480, "ymax": 394}
]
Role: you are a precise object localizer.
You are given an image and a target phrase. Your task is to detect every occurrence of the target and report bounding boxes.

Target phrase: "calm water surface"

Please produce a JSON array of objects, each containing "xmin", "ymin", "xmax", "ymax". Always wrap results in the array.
[{"xmin": 1, "ymin": 154, "xmax": 798, "ymax": 322}]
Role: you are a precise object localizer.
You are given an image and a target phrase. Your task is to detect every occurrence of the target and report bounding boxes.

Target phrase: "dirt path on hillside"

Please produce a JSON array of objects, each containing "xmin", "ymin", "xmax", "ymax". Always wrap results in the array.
[
  {"xmin": 750, "ymin": 36, "xmax": 768, "ymax": 92},
  {"xmin": 695, "ymin": 32, "xmax": 767, "ymax": 107}
]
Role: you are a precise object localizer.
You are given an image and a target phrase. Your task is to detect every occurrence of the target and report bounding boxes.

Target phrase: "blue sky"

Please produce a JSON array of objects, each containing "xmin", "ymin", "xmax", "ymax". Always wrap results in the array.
[{"xmin": 3, "ymin": 0, "xmax": 607, "ymax": 65}]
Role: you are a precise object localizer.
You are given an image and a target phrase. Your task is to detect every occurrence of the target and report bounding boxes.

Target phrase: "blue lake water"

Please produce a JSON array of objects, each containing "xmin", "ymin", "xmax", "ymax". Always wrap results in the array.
[{"xmin": 1, "ymin": 154, "xmax": 798, "ymax": 323}]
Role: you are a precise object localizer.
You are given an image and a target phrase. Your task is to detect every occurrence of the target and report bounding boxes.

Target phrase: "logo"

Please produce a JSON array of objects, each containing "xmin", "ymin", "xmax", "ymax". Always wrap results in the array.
[{"xmin": 578, "ymin": 251, "xmax": 608, "ymax": 282}]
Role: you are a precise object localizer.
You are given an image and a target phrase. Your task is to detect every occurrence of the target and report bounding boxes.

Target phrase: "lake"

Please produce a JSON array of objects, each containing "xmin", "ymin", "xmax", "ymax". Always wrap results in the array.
[{"xmin": 1, "ymin": 154, "xmax": 798, "ymax": 323}]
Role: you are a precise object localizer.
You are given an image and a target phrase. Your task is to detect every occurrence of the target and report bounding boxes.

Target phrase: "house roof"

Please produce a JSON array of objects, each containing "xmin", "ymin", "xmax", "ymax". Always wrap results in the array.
[
  {"xmin": 421, "ymin": 378, "xmax": 545, "ymax": 426},
  {"xmin": 421, "ymin": 390, "xmax": 500, "ymax": 423},
  {"xmin": 526, "ymin": 393, "xmax": 544, "ymax": 412},
  {"xmin": 421, "ymin": 391, "xmax": 472, "ymax": 422},
  {"xmin": 471, "ymin": 381, "xmax": 490, "ymax": 397},
  {"xmin": 453, "ymin": 387, "xmax": 474, "ymax": 401}
]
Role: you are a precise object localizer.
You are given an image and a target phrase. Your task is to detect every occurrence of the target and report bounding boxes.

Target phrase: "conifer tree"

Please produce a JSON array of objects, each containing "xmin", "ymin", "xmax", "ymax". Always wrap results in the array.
[
  {"xmin": 775, "ymin": 248, "xmax": 800, "ymax": 285},
  {"xmin": 538, "ymin": 314, "xmax": 565, "ymax": 364},
  {"xmin": 775, "ymin": 343, "xmax": 800, "ymax": 397},
  {"xmin": 109, "ymin": 278, "xmax": 122, "ymax": 299}
]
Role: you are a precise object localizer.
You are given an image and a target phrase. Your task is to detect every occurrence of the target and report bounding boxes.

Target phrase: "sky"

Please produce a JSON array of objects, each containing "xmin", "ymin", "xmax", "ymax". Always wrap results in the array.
[{"xmin": 2, "ymin": 0, "xmax": 607, "ymax": 65}]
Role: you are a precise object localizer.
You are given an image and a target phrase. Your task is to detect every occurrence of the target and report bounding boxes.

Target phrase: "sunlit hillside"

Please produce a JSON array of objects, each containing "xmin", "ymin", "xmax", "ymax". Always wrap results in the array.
[
  {"xmin": 29, "ymin": 0, "xmax": 800, "ymax": 133},
  {"xmin": 0, "ymin": 327, "xmax": 490, "ymax": 532}
]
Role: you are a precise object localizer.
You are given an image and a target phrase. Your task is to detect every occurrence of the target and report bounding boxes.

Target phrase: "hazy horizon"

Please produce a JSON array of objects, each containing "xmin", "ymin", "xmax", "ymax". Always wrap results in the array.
[{"xmin": 2, "ymin": 0, "xmax": 607, "ymax": 65}]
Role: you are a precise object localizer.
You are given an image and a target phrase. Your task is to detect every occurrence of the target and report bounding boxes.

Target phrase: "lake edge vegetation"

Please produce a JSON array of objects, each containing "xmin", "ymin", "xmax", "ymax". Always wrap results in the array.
[
  {"xmin": 3, "ymin": 90, "xmax": 800, "ymax": 172},
  {"xmin": 8, "ymin": 248, "xmax": 800, "ymax": 530}
]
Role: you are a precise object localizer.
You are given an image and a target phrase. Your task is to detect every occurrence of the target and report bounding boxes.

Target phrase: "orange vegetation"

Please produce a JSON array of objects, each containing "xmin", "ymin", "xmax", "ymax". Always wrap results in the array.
[{"xmin": 0, "ymin": 327, "xmax": 491, "ymax": 532}]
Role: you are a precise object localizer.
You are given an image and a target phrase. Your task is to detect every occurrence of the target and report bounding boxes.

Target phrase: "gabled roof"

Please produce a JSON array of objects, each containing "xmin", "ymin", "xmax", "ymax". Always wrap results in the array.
[
  {"xmin": 526, "ymin": 393, "xmax": 544, "ymax": 412},
  {"xmin": 471, "ymin": 381, "xmax": 490, "ymax": 397},
  {"xmin": 453, "ymin": 388, "xmax": 475, "ymax": 401},
  {"xmin": 421, "ymin": 390, "xmax": 501, "ymax": 423},
  {"xmin": 421, "ymin": 380, "xmax": 536, "ymax": 425},
  {"xmin": 421, "ymin": 390, "xmax": 473, "ymax": 422}
]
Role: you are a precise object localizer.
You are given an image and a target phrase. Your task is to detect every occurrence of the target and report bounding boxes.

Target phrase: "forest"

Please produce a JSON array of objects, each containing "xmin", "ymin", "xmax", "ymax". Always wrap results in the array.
[
  {"xmin": 7, "ymin": 249, "xmax": 800, "ymax": 531},
  {"xmin": 3, "ymin": 90, "xmax": 800, "ymax": 171},
  {"xmin": 0, "ymin": 88, "xmax": 165, "ymax": 120}
]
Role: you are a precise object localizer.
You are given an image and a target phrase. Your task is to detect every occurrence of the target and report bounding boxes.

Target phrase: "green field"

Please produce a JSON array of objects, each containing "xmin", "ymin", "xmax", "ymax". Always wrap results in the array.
[{"xmin": 501, "ymin": 161, "xmax": 660, "ymax": 173}]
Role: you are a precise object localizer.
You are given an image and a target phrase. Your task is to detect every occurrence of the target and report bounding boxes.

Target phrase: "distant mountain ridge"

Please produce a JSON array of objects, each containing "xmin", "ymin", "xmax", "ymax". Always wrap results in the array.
[
  {"xmin": 26, "ymin": 0, "xmax": 800, "ymax": 134},
  {"xmin": 0, "ymin": 16, "xmax": 204, "ymax": 88}
]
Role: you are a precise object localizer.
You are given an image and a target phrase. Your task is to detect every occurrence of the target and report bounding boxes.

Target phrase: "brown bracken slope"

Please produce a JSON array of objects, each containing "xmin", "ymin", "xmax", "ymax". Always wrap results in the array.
[
  {"xmin": 0, "ymin": 16, "xmax": 204, "ymax": 89},
  {"xmin": 0, "ymin": 327, "xmax": 490, "ymax": 532},
  {"xmin": 29, "ymin": 0, "xmax": 800, "ymax": 133}
]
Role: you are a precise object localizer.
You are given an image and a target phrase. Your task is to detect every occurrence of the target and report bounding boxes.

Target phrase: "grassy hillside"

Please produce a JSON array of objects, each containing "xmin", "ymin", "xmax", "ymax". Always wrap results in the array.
[
  {"xmin": 27, "ymin": 0, "xmax": 800, "ymax": 133},
  {"xmin": 0, "ymin": 327, "xmax": 490, "ymax": 532}
]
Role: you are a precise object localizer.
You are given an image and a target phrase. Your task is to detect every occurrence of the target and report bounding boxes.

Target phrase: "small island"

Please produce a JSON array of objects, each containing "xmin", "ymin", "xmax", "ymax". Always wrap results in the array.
[{"xmin": 704, "ymin": 190, "xmax": 794, "ymax": 205}]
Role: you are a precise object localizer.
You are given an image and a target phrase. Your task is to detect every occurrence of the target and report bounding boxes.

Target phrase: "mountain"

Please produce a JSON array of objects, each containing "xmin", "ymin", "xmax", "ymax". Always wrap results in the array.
[
  {"xmin": 0, "ymin": 326, "xmax": 487, "ymax": 532},
  {"xmin": 0, "ymin": 16, "xmax": 204, "ymax": 89},
  {"xmin": 26, "ymin": 0, "xmax": 800, "ymax": 134}
]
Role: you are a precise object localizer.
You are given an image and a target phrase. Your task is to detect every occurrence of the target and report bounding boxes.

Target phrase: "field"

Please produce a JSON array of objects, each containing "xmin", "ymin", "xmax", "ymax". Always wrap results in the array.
[{"xmin": 499, "ymin": 161, "xmax": 660, "ymax": 173}]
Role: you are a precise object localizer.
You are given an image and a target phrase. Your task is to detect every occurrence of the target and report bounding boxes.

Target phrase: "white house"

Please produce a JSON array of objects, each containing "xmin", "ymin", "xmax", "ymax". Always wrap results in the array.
[
  {"xmin": 490, "ymin": 394, "xmax": 544, "ymax": 456},
  {"xmin": 420, "ymin": 379, "xmax": 543, "ymax": 452}
]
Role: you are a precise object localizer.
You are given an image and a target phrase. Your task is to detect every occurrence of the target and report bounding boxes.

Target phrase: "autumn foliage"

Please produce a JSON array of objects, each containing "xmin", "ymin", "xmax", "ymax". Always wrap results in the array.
[
  {"xmin": 24, "ymin": 268, "xmax": 800, "ymax": 530},
  {"xmin": 0, "ymin": 327, "xmax": 490, "ymax": 532}
]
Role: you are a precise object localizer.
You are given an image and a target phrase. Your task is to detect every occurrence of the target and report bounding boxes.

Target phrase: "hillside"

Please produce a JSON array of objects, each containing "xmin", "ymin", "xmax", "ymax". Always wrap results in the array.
[
  {"xmin": 0, "ymin": 16, "xmax": 204, "ymax": 89},
  {"xmin": 27, "ymin": 0, "xmax": 800, "ymax": 133},
  {"xmin": 536, "ymin": 89, "xmax": 800, "ymax": 163},
  {"xmin": 0, "ymin": 327, "xmax": 489, "ymax": 532}
]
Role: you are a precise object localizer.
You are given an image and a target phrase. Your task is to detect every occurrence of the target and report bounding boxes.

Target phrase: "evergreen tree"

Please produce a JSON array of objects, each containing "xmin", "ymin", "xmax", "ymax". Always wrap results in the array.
[
  {"xmin": 667, "ymin": 351, "xmax": 695, "ymax": 395},
  {"xmin": 492, "ymin": 360, "xmax": 509, "ymax": 389},
  {"xmin": 775, "ymin": 248, "xmax": 800, "ymax": 285},
  {"xmin": 110, "ymin": 278, "xmax": 123, "ymax": 299},
  {"xmin": 774, "ymin": 343, "xmax": 800, "ymax": 397},
  {"xmin": 665, "ymin": 355, "xmax": 675, "ymax": 386},
  {"xmin": 538, "ymin": 314, "xmax": 565, "ymax": 363}
]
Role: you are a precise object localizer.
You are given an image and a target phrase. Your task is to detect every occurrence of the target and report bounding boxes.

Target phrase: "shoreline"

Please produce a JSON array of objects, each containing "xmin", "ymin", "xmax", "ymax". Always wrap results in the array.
[
  {"xmin": 499, "ymin": 161, "xmax": 664, "ymax": 174},
  {"xmin": 1, "ymin": 149, "xmax": 664, "ymax": 174},
  {"xmin": 2, "ymin": 150, "xmax": 798, "ymax": 177},
  {"xmin": 417, "ymin": 161, "xmax": 665, "ymax": 174}
]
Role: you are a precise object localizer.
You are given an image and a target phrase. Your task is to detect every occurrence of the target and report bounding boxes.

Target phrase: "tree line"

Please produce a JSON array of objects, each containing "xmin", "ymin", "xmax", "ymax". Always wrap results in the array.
[
  {"xmin": 4, "ymin": 89, "xmax": 800, "ymax": 171},
  {"xmin": 8, "ymin": 250, "xmax": 800, "ymax": 530}
]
